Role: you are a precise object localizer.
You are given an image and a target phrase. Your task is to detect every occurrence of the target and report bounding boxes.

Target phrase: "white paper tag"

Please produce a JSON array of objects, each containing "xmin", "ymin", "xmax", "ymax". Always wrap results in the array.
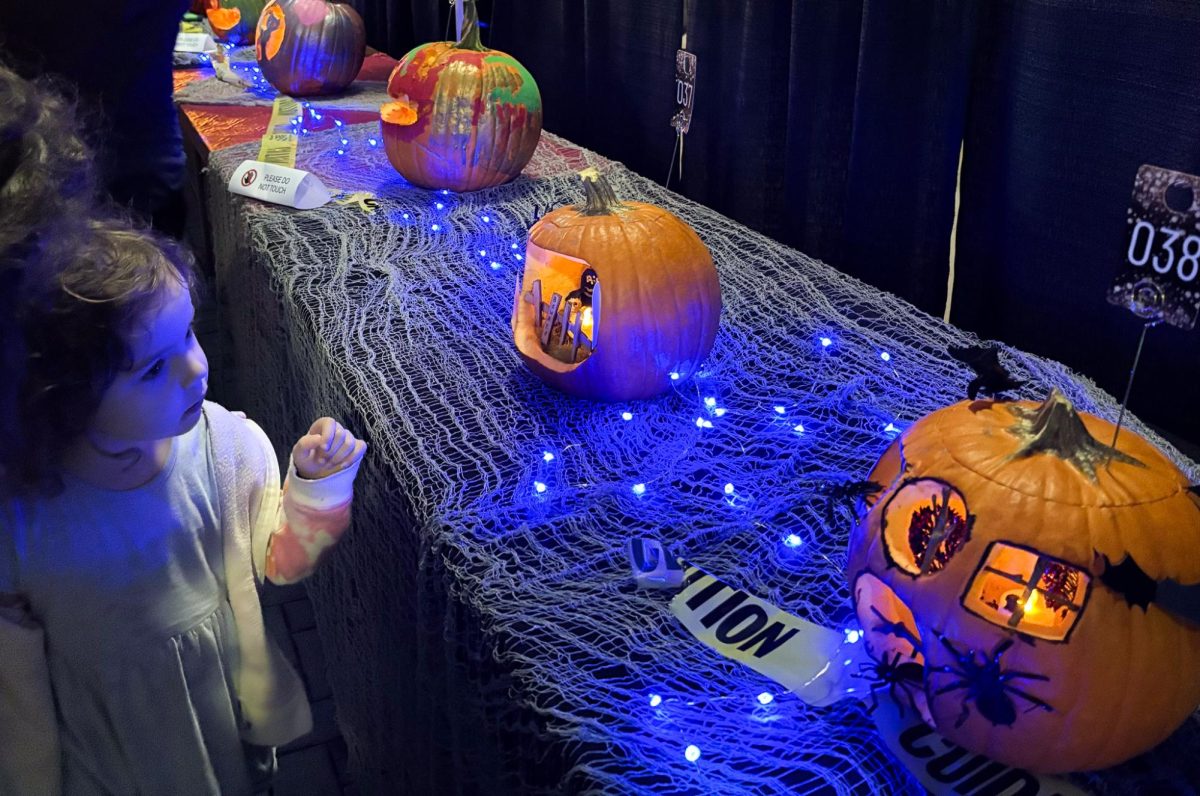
[
  {"xmin": 174, "ymin": 32, "xmax": 216, "ymax": 53},
  {"xmin": 227, "ymin": 160, "xmax": 331, "ymax": 210},
  {"xmin": 871, "ymin": 695, "xmax": 1088, "ymax": 796},
  {"xmin": 670, "ymin": 566, "xmax": 872, "ymax": 706}
]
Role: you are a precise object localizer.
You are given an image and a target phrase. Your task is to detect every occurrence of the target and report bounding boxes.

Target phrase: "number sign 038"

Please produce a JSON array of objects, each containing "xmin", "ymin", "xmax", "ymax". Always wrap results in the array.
[{"xmin": 1108, "ymin": 164, "xmax": 1200, "ymax": 329}]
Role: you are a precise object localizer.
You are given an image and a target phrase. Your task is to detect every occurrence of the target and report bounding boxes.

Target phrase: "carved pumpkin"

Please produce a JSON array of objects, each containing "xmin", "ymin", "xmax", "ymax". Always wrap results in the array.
[
  {"xmin": 254, "ymin": 0, "xmax": 365, "ymax": 97},
  {"xmin": 380, "ymin": 0, "xmax": 542, "ymax": 192},
  {"xmin": 846, "ymin": 390, "xmax": 1200, "ymax": 772},
  {"xmin": 205, "ymin": 0, "xmax": 266, "ymax": 45},
  {"xmin": 512, "ymin": 170, "xmax": 721, "ymax": 401}
]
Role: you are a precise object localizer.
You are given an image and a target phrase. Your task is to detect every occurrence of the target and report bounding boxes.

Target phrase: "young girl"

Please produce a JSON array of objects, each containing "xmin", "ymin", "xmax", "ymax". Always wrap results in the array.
[{"xmin": 0, "ymin": 215, "xmax": 367, "ymax": 793}]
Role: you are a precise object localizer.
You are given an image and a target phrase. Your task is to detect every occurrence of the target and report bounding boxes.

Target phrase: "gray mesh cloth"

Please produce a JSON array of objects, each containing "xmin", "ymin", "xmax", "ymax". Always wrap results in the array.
[
  {"xmin": 175, "ymin": 70, "xmax": 389, "ymax": 110},
  {"xmin": 202, "ymin": 123, "xmax": 1200, "ymax": 795}
]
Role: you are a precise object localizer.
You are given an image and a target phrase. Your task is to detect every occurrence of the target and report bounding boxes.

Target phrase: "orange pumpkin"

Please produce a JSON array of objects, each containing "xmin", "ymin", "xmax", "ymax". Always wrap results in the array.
[
  {"xmin": 512, "ymin": 169, "xmax": 721, "ymax": 401},
  {"xmin": 380, "ymin": 0, "xmax": 541, "ymax": 192},
  {"xmin": 846, "ymin": 390, "xmax": 1200, "ymax": 772},
  {"xmin": 254, "ymin": 0, "xmax": 365, "ymax": 97}
]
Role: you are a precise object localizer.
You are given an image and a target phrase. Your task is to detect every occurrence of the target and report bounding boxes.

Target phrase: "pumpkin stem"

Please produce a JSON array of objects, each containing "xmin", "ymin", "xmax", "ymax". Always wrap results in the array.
[
  {"xmin": 1007, "ymin": 389, "xmax": 1143, "ymax": 480},
  {"xmin": 578, "ymin": 168, "xmax": 626, "ymax": 216},
  {"xmin": 452, "ymin": 0, "xmax": 487, "ymax": 52}
]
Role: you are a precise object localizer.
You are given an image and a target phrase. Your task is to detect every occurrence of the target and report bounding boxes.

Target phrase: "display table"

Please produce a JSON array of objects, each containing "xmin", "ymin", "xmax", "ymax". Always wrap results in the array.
[{"xmin": 182, "ymin": 87, "xmax": 1200, "ymax": 792}]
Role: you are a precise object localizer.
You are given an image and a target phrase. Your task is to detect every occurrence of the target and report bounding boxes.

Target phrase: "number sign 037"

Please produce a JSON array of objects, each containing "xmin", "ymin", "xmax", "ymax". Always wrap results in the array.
[{"xmin": 1108, "ymin": 164, "xmax": 1200, "ymax": 329}]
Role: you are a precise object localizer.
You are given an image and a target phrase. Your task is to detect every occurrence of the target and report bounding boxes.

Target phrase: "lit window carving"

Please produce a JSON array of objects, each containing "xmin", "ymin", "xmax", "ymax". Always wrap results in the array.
[{"xmin": 962, "ymin": 541, "xmax": 1090, "ymax": 643}]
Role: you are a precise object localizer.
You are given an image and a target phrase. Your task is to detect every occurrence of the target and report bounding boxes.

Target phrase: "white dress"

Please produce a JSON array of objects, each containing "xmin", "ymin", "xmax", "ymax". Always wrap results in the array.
[{"xmin": 1, "ymin": 416, "xmax": 256, "ymax": 794}]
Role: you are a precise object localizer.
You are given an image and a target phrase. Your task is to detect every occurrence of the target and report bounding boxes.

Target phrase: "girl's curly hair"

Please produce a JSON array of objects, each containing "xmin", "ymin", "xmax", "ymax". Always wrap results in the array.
[{"xmin": 2, "ymin": 217, "xmax": 197, "ymax": 497}]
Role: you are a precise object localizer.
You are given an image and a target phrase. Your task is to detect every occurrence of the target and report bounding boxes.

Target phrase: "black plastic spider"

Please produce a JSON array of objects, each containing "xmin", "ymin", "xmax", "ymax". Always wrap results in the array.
[
  {"xmin": 929, "ymin": 634, "xmax": 1053, "ymax": 728},
  {"xmin": 816, "ymin": 479, "xmax": 883, "ymax": 530},
  {"xmin": 853, "ymin": 649, "xmax": 925, "ymax": 716}
]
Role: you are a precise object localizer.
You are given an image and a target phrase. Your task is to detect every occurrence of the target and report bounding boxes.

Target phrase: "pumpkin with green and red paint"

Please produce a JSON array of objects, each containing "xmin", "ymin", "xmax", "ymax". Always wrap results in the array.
[
  {"xmin": 846, "ymin": 391, "xmax": 1200, "ymax": 772},
  {"xmin": 380, "ymin": 0, "xmax": 541, "ymax": 192},
  {"xmin": 205, "ymin": 0, "xmax": 266, "ymax": 45},
  {"xmin": 255, "ymin": 0, "xmax": 365, "ymax": 97}
]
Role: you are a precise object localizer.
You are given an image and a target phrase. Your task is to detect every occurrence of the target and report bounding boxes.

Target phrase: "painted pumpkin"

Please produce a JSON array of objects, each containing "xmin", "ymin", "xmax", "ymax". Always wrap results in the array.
[
  {"xmin": 381, "ymin": 0, "xmax": 541, "ymax": 192},
  {"xmin": 205, "ymin": 0, "xmax": 266, "ymax": 45},
  {"xmin": 846, "ymin": 390, "xmax": 1200, "ymax": 772},
  {"xmin": 255, "ymin": 0, "xmax": 365, "ymax": 97},
  {"xmin": 512, "ymin": 169, "xmax": 721, "ymax": 401}
]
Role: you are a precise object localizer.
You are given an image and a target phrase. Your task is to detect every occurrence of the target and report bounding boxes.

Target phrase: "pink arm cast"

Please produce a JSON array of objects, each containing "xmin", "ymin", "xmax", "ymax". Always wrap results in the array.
[
  {"xmin": 265, "ymin": 486, "xmax": 351, "ymax": 584},
  {"xmin": 263, "ymin": 464, "xmax": 358, "ymax": 585}
]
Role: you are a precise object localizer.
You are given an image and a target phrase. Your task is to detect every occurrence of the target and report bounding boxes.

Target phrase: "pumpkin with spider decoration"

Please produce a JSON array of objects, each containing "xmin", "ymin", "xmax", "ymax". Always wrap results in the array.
[{"xmin": 846, "ymin": 390, "xmax": 1200, "ymax": 772}]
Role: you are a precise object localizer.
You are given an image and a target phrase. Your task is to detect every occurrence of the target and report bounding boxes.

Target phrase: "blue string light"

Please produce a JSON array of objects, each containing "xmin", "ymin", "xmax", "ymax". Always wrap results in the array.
[
  {"xmin": 621, "ymin": 411, "xmax": 633, "ymax": 421},
  {"xmin": 431, "ymin": 223, "xmax": 441, "ymax": 232},
  {"xmin": 843, "ymin": 628, "xmax": 863, "ymax": 644},
  {"xmin": 880, "ymin": 351, "xmax": 891, "ymax": 361},
  {"xmin": 649, "ymin": 693, "xmax": 663, "ymax": 707},
  {"xmin": 632, "ymin": 483, "xmax": 646, "ymax": 496},
  {"xmin": 793, "ymin": 423, "xmax": 806, "ymax": 434},
  {"xmin": 542, "ymin": 451, "xmax": 555, "ymax": 462},
  {"xmin": 684, "ymin": 745, "xmax": 701, "ymax": 763},
  {"xmin": 534, "ymin": 481, "xmax": 547, "ymax": 494},
  {"xmin": 756, "ymin": 692, "xmax": 774, "ymax": 705},
  {"xmin": 820, "ymin": 337, "xmax": 833, "ymax": 348},
  {"xmin": 489, "ymin": 261, "xmax": 501, "ymax": 270},
  {"xmin": 773, "ymin": 406, "xmax": 786, "ymax": 415},
  {"xmin": 723, "ymin": 483, "xmax": 735, "ymax": 495},
  {"xmin": 782, "ymin": 533, "xmax": 803, "ymax": 548}
]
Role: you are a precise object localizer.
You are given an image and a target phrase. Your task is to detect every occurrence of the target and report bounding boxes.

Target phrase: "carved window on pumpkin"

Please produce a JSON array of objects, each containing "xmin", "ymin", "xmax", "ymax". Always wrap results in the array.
[
  {"xmin": 962, "ymin": 541, "xmax": 1090, "ymax": 643},
  {"xmin": 882, "ymin": 478, "xmax": 971, "ymax": 576},
  {"xmin": 519, "ymin": 248, "xmax": 601, "ymax": 365}
]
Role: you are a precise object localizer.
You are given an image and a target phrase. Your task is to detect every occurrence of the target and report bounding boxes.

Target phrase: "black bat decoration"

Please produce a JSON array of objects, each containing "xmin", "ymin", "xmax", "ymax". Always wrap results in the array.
[
  {"xmin": 948, "ymin": 345, "xmax": 1027, "ymax": 400},
  {"xmin": 1099, "ymin": 554, "xmax": 1157, "ymax": 610}
]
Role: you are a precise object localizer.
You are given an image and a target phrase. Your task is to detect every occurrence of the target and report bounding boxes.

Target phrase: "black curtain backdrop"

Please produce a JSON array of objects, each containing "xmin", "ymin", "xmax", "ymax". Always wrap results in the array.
[
  {"xmin": 351, "ymin": 0, "xmax": 1199, "ymax": 442},
  {"xmin": 954, "ymin": 0, "xmax": 1200, "ymax": 443}
]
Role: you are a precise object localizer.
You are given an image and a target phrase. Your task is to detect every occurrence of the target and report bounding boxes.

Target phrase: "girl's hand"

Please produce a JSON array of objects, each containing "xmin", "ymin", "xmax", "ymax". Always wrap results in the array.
[{"xmin": 292, "ymin": 417, "xmax": 367, "ymax": 480}]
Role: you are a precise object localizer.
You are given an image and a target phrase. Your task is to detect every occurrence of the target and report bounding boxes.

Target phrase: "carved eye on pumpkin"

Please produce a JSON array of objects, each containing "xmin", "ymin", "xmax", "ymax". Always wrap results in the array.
[
  {"xmin": 962, "ymin": 541, "xmax": 1091, "ymax": 642},
  {"xmin": 882, "ymin": 478, "xmax": 971, "ymax": 576}
]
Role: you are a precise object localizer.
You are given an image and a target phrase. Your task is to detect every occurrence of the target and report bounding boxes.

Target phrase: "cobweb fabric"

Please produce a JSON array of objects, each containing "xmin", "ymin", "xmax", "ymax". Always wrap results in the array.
[
  {"xmin": 204, "ymin": 124, "xmax": 1200, "ymax": 795},
  {"xmin": 175, "ymin": 71, "xmax": 390, "ymax": 110}
]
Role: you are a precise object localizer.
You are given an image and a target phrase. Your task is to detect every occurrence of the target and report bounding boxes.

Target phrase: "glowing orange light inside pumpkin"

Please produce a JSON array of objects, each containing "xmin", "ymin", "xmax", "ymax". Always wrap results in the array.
[
  {"xmin": 258, "ymin": 2, "xmax": 286, "ymax": 61},
  {"xmin": 963, "ymin": 541, "xmax": 1090, "ymax": 643}
]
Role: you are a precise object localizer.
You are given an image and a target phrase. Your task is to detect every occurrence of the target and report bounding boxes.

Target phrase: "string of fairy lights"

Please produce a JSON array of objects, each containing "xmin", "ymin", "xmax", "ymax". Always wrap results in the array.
[{"xmin": 201, "ymin": 50, "xmax": 914, "ymax": 766}]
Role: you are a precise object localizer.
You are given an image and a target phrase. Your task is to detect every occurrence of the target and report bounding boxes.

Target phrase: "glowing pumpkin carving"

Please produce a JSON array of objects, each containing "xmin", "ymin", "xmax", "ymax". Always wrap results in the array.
[
  {"xmin": 846, "ymin": 390, "xmax": 1200, "ymax": 772},
  {"xmin": 512, "ymin": 169, "xmax": 721, "ymax": 401},
  {"xmin": 205, "ymin": 0, "xmax": 266, "ymax": 45},
  {"xmin": 254, "ymin": 0, "xmax": 365, "ymax": 97},
  {"xmin": 380, "ymin": 0, "xmax": 542, "ymax": 192}
]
